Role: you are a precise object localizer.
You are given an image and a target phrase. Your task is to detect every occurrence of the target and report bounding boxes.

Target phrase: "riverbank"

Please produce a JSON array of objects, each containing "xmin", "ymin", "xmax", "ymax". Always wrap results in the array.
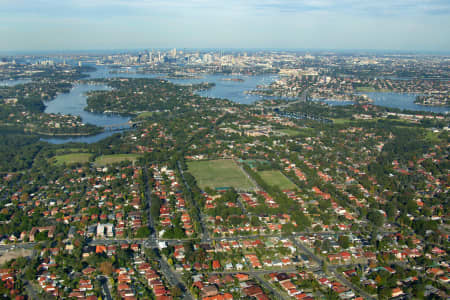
[
  {"xmin": 43, "ymin": 83, "xmax": 131, "ymax": 143},
  {"xmin": 30, "ymin": 129, "xmax": 103, "ymax": 137}
]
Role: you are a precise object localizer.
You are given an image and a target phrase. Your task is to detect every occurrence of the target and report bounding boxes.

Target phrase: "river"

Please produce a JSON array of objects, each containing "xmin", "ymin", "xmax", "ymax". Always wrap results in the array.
[
  {"xmin": 42, "ymin": 66, "xmax": 447, "ymax": 144},
  {"xmin": 41, "ymin": 66, "xmax": 279, "ymax": 144},
  {"xmin": 41, "ymin": 84, "xmax": 131, "ymax": 144},
  {"xmin": 365, "ymin": 92, "xmax": 448, "ymax": 114},
  {"xmin": 315, "ymin": 92, "xmax": 448, "ymax": 114},
  {"xmin": 89, "ymin": 65, "xmax": 278, "ymax": 104},
  {"xmin": 0, "ymin": 79, "xmax": 31, "ymax": 86}
]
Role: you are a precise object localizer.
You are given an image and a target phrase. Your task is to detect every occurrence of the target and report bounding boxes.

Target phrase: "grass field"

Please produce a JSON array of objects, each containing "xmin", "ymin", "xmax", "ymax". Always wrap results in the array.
[
  {"xmin": 0, "ymin": 249, "xmax": 32, "ymax": 265},
  {"xmin": 277, "ymin": 128, "xmax": 315, "ymax": 138},
  {"xmin": 51, "ymin": 153, "xmax": 93, "ymax": 165},
  {"xmin": 258, "ymin": 170, "xmax": 298, "ymax": 190},
  {"xmin": 187, "ymin": 159, "xmax": 256, "ymax": 190},
  {"xmin": 136, "ymin": 111, "xmax": 155, "ymax": 119},
  {"xmin": 424, "ymin": 130, "xmax": 441, "ymax": 143},
  {"xmin": 277, "ymin": 129, "xmax": 300, "ymax": 136},
  {"xmin": 331, "ymin": 118, "xmax": 352, "ymax": 125},
  {"xmin": 94, "ymin": 154, "xmax": 142, "ymax": 166}
]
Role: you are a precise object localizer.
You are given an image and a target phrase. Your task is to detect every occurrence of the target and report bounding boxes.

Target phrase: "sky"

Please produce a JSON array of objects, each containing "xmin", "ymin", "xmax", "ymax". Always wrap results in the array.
[{"xmin": 1, "ymin": 0, "xmax": 449, "ymax": 53}]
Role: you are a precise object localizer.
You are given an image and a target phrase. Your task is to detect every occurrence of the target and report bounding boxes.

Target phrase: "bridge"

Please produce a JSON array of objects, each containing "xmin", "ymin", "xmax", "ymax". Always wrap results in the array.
[
  {"xmin": 262, "ymin": 87, "xmax": 311, "ymax": 110},
  {"xmin": 103, "ymin": 121, "xmax": 142, "ymax": 131}
]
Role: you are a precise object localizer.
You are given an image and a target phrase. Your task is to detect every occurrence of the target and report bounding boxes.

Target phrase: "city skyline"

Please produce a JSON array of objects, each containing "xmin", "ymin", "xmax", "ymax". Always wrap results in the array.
[{"xmin": 1, "ymin": 0, "xmax": 450, "ymax": 53}]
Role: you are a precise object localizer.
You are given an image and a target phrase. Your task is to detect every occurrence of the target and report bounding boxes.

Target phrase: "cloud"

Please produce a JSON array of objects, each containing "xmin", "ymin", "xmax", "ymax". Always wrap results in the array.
[
  {"xmin": 1, "ymin": 0, "xmax": 449, "ymax": 18},
  {"xmin": 0, "ymin": 0, "xmax": 448, "ymax": 51}
]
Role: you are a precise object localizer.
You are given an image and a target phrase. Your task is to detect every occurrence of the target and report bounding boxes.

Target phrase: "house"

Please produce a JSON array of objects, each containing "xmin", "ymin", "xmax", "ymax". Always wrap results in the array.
[
  {"xmin": 427, "ymin": 268, "xmax": 444, "ymax": 277},
  {"xmin": 203, "ymin": 293, "xmax": 233, "ymax": 300},
  {"xmin": 391, "ymin": 287, "xmax": 404, "ymax": 297},
  {"xmin": 275, "ymin": 273, "xmax": 290, "ymax": 283},
  {"xmin": 212, "ymin": 260, "xmax": 221, "ymax": 270},
  {"xmin": 343, "ymin": 269, "xmax": 357, "ymax": 277},
  {"xmin": 96, "ymin": 223, "xmax": 114, "ymax": 238},
  {"xmin": 431, "ymin": 247, "xmax": 446, "ymax": 256},
  {"xmin": 383, "ymin": 266, "xmax": 396, "ymax": 274},
  {"xmin": 242, "ymin": 285, "xmax": 264, "ymax": 298},
  {"xmin": 201, "ymin": 285, "xmax": 219, "ymax": 298},
  {"xmin": 235, "ymin": 273, "xmax": 249, "ymax": 281},
  {"xmin": 29, "ymin": 226, "xmax": 55, "ymax": 242},
  {"xmin": 340, "ymin": 251, "xmax": 352, "ymax": 262}
]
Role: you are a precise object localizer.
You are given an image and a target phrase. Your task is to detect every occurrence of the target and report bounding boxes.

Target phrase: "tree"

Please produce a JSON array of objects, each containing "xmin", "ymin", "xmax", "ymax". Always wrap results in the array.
[
  {"xmin": 367, "ymin": 210, "xmax": 384, "ymax": 227},
  {"xmin": 338, "ymin": 235, "xmax": 350, "ymax": 249},
  {"xmin": 135, "ymin": 227, "xmax": 151, "ymax": 238}
]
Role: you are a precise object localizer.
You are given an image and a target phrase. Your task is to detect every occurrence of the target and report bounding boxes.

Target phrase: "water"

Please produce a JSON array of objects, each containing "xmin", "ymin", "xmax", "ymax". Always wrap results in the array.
[
  {"xmin": 42, "ymin": 131, "xmax": 124, "ymax": 144},
  {"xmin": 314, "ymin": 92, "xmax": 448, "ymax": 114},
  {"xmin": 89, "ymin": 65, "xmax": 279, "ymax": 104},
  {"xmin": 43, "ymin": 66, "xmax": 447, "ymax": 144},
  {"xmin": 366, "ymin": 92, "xmax": 448, "ymax": 114},
  {"xmin": 313, "ymin": 99, "xmax": 354, "ymax": 106},
  {"xmin": 171, "ymin": 74, "xmax": 279, "ymax": 104},
  {"xmin": 42, "ymin": 84, "xmax": 131, "ymax": 144},
  {"xmin": 0, "ymin": 79, "xmax": 31, "ymax": 86}
]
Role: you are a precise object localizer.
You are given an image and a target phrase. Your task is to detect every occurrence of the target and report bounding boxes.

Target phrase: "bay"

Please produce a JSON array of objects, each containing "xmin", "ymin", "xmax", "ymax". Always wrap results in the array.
[
  {"xmin": 88, "ymin": 65, "xmax": 279, "ymax": 104},
  {"xmin": 314, "ymin": 92, "xmax": 448, "ymax": 114},
  {"xmin": 43, "ymin": 66, "xmax": 447, "ymax": 144},
  {"xmin": 0, "ymin": 79, "xmax": 31, "ymax": 86},
  {"xmin": 41, "ymin": 84, "xmax": 131, "ymax": 144}
]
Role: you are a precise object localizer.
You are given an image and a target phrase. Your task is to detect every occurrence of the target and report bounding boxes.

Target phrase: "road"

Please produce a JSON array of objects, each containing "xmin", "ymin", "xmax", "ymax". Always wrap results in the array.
[
  {"xmin": 331, "ymin": 268, "xmax": 376, "ymax": 300},
  {"xmin": 157, "ymin": 251, "xmax": 193, "ymax": 300},
  {"xmin": 23, "ymin": 280, "xmax": 40, "ymax": 300},
  {"xmin": 7, "ymin": 234, "xmax": 386, "ymax": 300},
  {"xmin": 254, "ymin": 274, "xmax": 289, "ymax": 300},
  {"xmin": 235, "ymin": 159, "xmax": 260, "ymax": 193},
  {"xmin": 0, "ymin": 243, "xmax": 36, "ymax": 251},
  {"xmin": 98, "ymin": 275, "xmax": 113, "ymax": 300},
  {"xmin": 292, "ymin": 238, "xmax": 323, "ymax": 266},
  {"xmin": 177, "ymin": 160, "xmax": 210, "ymax": 243},
  {"xmin": 241, "ymin": 249, "xmax": 290, "ymax": 300},
  {"xmin": 0, "ymin": 160, "xmax": 397, "ymax": 300},
  {"xmin": 208, "ymin": 268, "xmax": 297, "ymax": 276},
  {"xmin": 293, "ymin": 238, "xmax": 378, "ymax": 299},
  {"xmin": 262, "ymin": 87, "xmax": 311, "ymax": 110},
  {"xmin": 142, "ymin": 166, "xmax": 158, "ymax": 247}
]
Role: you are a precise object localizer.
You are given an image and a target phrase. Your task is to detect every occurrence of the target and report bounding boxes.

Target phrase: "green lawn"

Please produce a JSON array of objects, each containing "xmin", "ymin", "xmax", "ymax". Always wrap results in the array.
[
  {"xmin": 356, "ymin": 87, "xmax": 392, "ymax": 93},
  {"xmin": 94, "ymin": 154, "xmax": 142, "ymax": 166},
  {"xmin": 136, "ymin": 111, "xmax": 155, "ymax": 119},
  {"xmin": 277, "ymin": 128, "xmax": 315, "ymax": 138},
  {"xmin": 331, "ymin": 118, "xmax": 352, "ymax": 125},
  {"xmin": 424, "ymin": 130, "xmax": 441, "ymax": 143},
  {"xmin": 258, "ymin": 170, "xmax": 298, "ymax": 190},
  {"xmin": 187, "ymin": 159, "xmax": 256, "ymax": 190},
  {"xmin": 277, "ymin": 129, "xmax": 300, "ymax": 136},
  {"xmin": 51, "ymin": 153, "xmax": 93, "ymax": 165}
]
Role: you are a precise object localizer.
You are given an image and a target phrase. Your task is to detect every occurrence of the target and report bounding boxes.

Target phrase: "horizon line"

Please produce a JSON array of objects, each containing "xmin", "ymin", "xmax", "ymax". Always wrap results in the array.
[{"xmin": 1, "ymin": 47, "xmax": 450, "ymax": 56}]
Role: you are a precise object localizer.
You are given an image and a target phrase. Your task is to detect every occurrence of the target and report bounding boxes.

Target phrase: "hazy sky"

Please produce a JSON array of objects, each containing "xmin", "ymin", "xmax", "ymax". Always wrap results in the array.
[{"xmin": 1, "ymin": 0, "xmax": 449, "ymax": 52}]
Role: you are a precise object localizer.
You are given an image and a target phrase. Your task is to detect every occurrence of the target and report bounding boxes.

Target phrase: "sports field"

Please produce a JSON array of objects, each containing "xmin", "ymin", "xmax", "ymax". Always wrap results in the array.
[
  {"xmin": 187, "ymin": 159, "xmax": 256, "ymax": 190},
  {"xmin": 51, "ymin": 153, "xmax": 93, "ymax": 165},
  {"xmin": 94, "ymin": 154, "xmax": 142, "ymax": 166},
  {"xmin": 258, "ymin": 170, "xmax": 298, "ymax": 190},
  {"xmin": 136, "ymin": 111, "xmax": 154, "ymax": 119},
  {"xmin": 277, "ymin": 128, "xmax": 300, "ymax": 136}
]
